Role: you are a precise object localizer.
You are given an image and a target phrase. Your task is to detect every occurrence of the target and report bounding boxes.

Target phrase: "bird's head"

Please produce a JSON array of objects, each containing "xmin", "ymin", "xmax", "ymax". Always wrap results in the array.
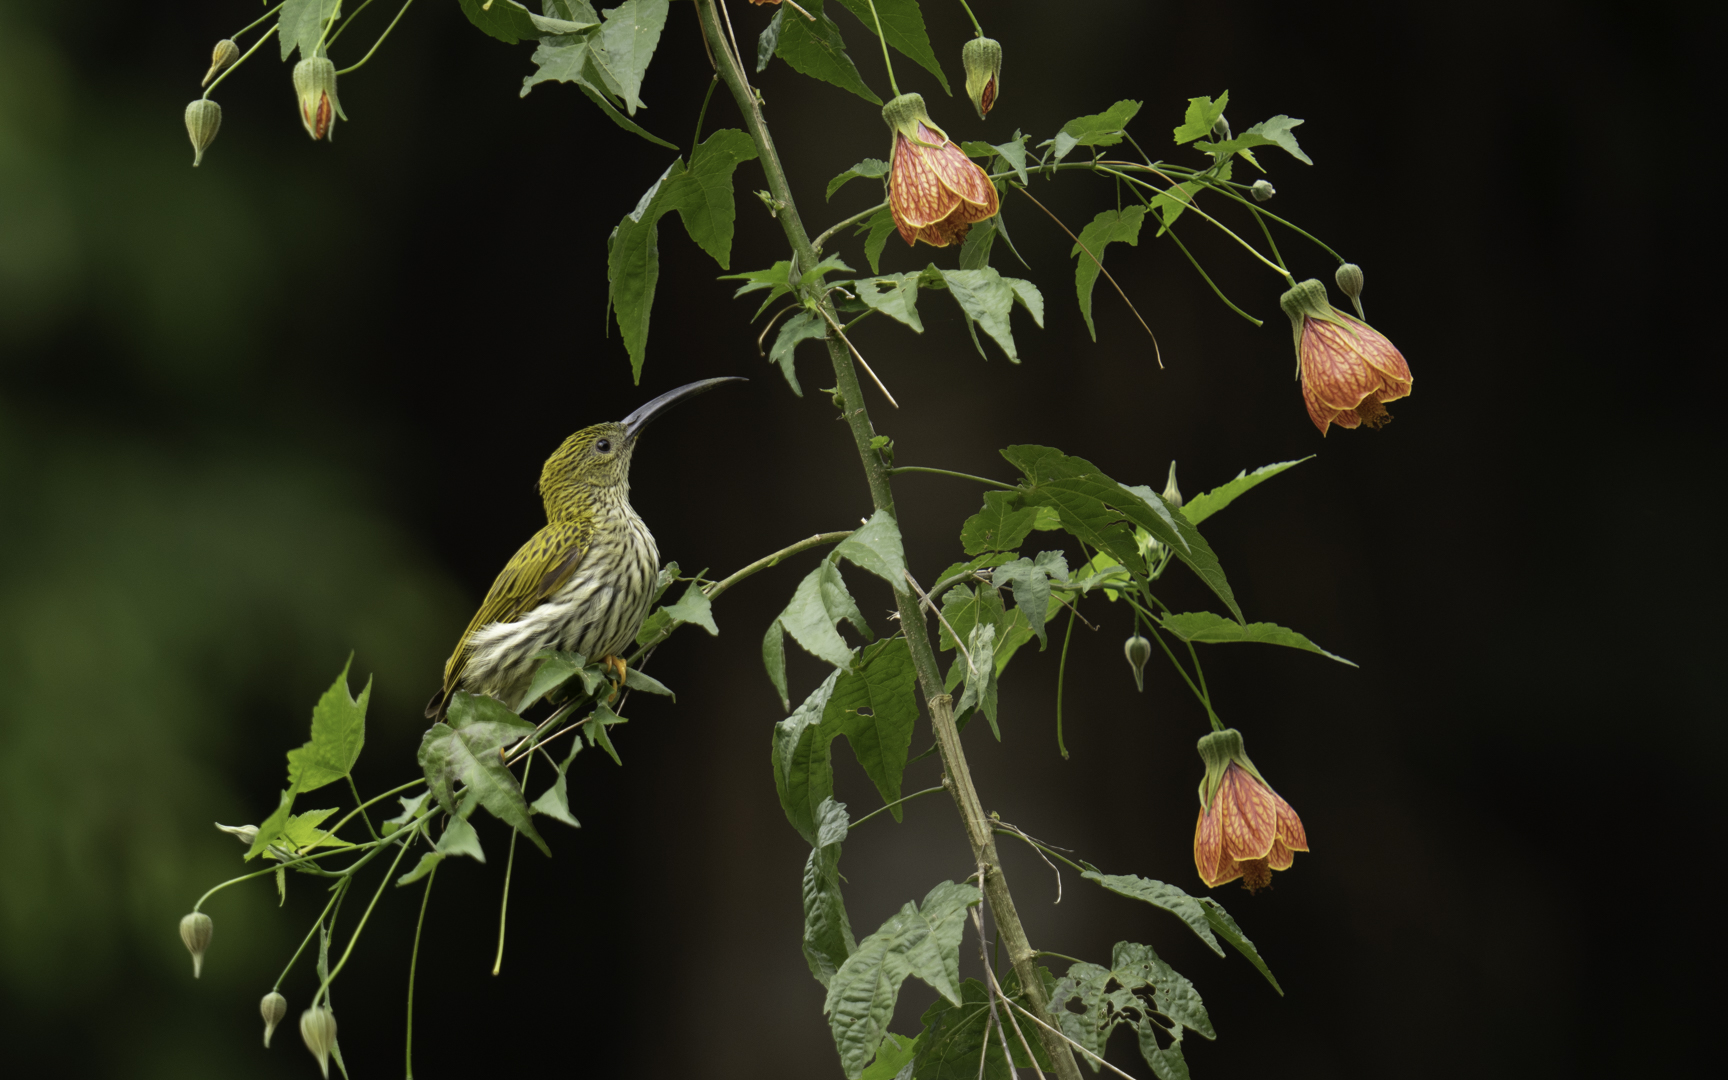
[{"xmin": 538, "ymin": 378, "xmax": 745, "ymax": 516}]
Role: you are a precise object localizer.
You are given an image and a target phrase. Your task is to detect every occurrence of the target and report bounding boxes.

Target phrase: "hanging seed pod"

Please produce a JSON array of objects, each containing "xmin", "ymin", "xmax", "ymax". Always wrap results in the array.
[
  {"xmin": 184, "ymin": 99, "xmax": 222, "ymax": 167},
  {"xmin": 1123, "ymin": 634, "xmax": 1152, "ymax": 692},
  {"xmin": 292, "ymin": 57, "xmax": 340, "ymax": 141},
  {"xmin": 202, "ymin": 39, "xmax": 240, "ymax": 87},
  {"xmin": 961, "ymin": 37, "xmax": 1002, "ymax": 119},
  {"xmin": 178, "ymin": 911, "xmax": 213, "ymax": 977},
  {"xmin": 300, "ymin": 1006, "xmax": 338, "ymax": 1078},
  {"xmin": 260, "ymin": 991, "xmax": 288, "ymax": 1048},
  {"xmin": 1335, "ymin": 262, "xmax": 1366, "ymax": 318}
]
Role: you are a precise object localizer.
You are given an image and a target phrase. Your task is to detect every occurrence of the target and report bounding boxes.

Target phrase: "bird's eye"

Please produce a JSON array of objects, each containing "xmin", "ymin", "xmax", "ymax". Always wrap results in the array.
[{"xmin": 596, "ymin": 439, "xmax": 612, "ymax": 454}]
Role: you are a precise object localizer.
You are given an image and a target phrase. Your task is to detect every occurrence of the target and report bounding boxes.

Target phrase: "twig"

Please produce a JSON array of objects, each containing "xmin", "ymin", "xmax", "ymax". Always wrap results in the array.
[
  {"xmin": 973, "ymin": 904, "xmax": 1027, "ymax": 1080},
  {"xmin": 1017, "ymin": 187, "xmax": 1162, "ymax": 368},
  {"xmin": 993, "ymin": 820, "xmax": 1064, "ymax": 903},
  {"xmin": 974, "ymin": 906, "xmax": 1047, "ymax": 1080},
  {"xmin": 814, "ymin": 305, "xmax": 899, "ymax": 408},
  {"xmin": 1006, "ymin": 1000, "xmax": 1141, "ymax": 1080},
  {"xmin": 903, "ymin": 570, "xmax": 975, "ymax": 677},
  {"xmin": 813, "ymin": 201, "xmax": 887, "ymax": 254}
]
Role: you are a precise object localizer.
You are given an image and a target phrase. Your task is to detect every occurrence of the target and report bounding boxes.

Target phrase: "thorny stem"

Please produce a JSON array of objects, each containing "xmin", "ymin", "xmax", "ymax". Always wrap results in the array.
[
  {"xmin": 335, "ymin": 0, "xmax": 419, "ymax": 76},
  {"xmin": 694, "ymin": 6, "xmax": 1082, "ymax": 1076}
]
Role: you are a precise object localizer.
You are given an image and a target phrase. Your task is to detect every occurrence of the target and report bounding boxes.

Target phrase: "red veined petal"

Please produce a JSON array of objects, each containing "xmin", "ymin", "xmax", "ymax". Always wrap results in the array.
[
  {"xmin": 890, "ymin": 134, "xmax": 962, "ymax": 230},
  {"xmin": 1194, "ymin": 807, "xmax": 1239, "ymax": 887},
  {"xmin": 1217, "ymin": 764, "xmax": 1278, "ymax": 862},
  {"xmin": 1272, "ymin": 790, "xmax": 1309, "ymax": 852}
]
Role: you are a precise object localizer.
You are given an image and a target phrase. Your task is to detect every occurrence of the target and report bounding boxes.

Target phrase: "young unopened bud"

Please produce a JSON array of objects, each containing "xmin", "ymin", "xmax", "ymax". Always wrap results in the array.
[
  {"xmin": 961, "ymin": 37, "xmax": 1002, "ymax": 120},
  {"xmin": 179, "ymin": 912, "xmax": 213, "ymax": 977},
  {"xmin": 1161, "ymin": 461, "xmax": 1182, "ymax": 510},
  {"xmin": 184, "ymin": 99, "xmax": 222, "ymax": 168},
  {"xmin": 203, "ymin": 39, "xmax": 240, "ymax": 88},
  {"xmin": 260, "ymin": 991, "xmax": 288, "ymax": 1048},
  {"xmin": 293, "ymin": 57, "xmax": 340, "ymax": 142},
  {"xmin": 1335, "ymin": 262, "xmax": 1366, "ymax": 318},
  {"xmin": 1123, "ymin": 634, "xmax": 1152, "ymax": 692},
  {"xmin": 215, "ymin": 822, "xmax": 259, "ymax": 846},
  {"xmin": 1250, "ymin": 179, "xmax": 1275, "ymax": 202},
  {"xmin": 300, "ymin": 1007, "xmax": 338, "ymax": 1078},
  {"xmin": 1210, "ymin": 114, "xmax": 1231, "ymax": 143}
]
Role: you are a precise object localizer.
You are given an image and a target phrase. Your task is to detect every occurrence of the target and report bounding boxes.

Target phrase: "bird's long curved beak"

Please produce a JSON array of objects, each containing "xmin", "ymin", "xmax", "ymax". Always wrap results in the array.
[{"xmin": 621, "ymin": 377, "xmax": 747, "ymax": 439}]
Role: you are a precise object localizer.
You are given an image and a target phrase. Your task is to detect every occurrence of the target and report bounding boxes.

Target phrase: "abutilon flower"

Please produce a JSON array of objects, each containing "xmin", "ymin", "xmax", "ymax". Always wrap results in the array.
[
  {"xmin": 882, "ymin": 93, "xmax": 999, "ymax": 248},
  {"xmin": 962, "ymin": 37, "xmax": 1002, "ymax": 119},
  {"xmin": 1192, "ymin": 729, "xmax": 1308, "ymax": 892},
  {"xmin": 1279, "ymin": 278, "xmax": 1412, "ymax": 436},
  {"xmin": 293, "ymin": 57, "xmax": 341, "ymax": 141}
]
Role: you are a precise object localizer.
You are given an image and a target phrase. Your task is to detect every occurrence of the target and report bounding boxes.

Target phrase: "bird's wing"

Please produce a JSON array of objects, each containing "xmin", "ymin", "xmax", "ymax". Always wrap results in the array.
[{"xmin": 435, "ymin": 519, "xmax": 593, "ymax": 706}]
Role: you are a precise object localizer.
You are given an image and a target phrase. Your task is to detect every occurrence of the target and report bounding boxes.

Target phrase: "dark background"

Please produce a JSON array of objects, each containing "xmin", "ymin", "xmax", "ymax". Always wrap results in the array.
[{"xmin": 0, "ymin": 0, "xmax": 1719, "ymax": 1076}]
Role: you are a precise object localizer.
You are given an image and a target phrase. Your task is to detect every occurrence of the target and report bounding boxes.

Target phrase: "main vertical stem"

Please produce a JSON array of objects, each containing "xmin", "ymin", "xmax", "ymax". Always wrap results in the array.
[{"xmin": 694, "ymin": 7, "xmax": 1081, "ymax": 1078}]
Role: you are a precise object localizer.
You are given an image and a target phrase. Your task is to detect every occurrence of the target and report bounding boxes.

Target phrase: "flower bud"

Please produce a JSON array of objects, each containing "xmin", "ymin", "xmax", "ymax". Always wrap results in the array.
[
  {"xmin": 1250, "ymin": 179, "xmax": 1275, "ymax": 202},
  {"xmin": 203, "ymin": 39, "xmax": 240, "ymax": 88},
  {"xmin": 300, "ymin": 1007, "xmax": 339, "ymax": 1079},
  {"xmin": 1123, "ymin": 634, "xmax": 1152, "ymax": 692},
  {"xmin": 260, "ymin": 991, "xmax": 288, "ymax": 1048},
  {"xmin": 1335, "ymin": 262, "xmax": 1366, "ymax": 318},
  {"xmin": 1210, "ymin": 114, "xmax": 1231, "ymax": 143},
  {"xmin": 179, "ymin": 911, "xmax": 213, "ymax": 977},
  {"xmin": 215, "ymin": 821, "xmax": 259, "ymax": 846},
  {"xmin": 1160, "ymin": 461, "xmax": 1182, "ymax": 510},
  {"xmin": 293, "ymin": 57, "xmax": 340, "ymax": 142},
  {"xmin": 961, "ymin": 37, "xmax": 1002, "ymax": 120},
  {"xmin": 184, "ymin": 99, "xmax": 221, "ymax": 168}
]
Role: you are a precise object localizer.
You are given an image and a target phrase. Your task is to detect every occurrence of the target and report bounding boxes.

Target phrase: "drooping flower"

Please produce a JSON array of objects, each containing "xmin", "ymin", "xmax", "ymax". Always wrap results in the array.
[
  {"xmin": 1192, "ymin": 728, "xmax": 1308, "ymax": 892},
  {"xmin": 184, "ymin": 99, "xmax": 222, "ymax": 168},
  {"xmin": 179, "ymin": 911, "xmax": 213, "ymax": 977},
  {"xmin": 1279, "ymin": 278, "xmax": 1412, "ymax": 436},
  {"xmin": 882, "ymin": 93, "xmax": 999, "ymax": 248},
  {"xmin": 962, "ymin": 37, "xmax": 1002, "ymax": 119},
  {"xmin": 293, "ymin": 57, "xmax": 341, "ymax": 141}
]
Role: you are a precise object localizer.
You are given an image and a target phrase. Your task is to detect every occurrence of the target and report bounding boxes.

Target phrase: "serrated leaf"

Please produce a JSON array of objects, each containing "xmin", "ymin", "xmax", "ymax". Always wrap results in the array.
[
  {"xmin": 830, "ymin": 639, "xmax": 918, "ymax": 816},
  {"xmin": 772, "ymin": 670, "xmax": 842, "ymax": 845},
  {"xmin": 990, "ymin": 550, "xmax": 1069, "ymax": 647},
  {"xmin": 1081, "ymin": 872, "xmax": 1224, "ymax": 957},
  {"xmin": 274, "ymin": 809, "xmax": 352, "ymax": 854},
  {"xmin": 459, "ymin": 0, "xmax": 595, "ymax": 44},
  {"xmin": 1002, "ymin": 445, "xmax": 1243, "ymax": 623},
  {"xmin": 285, "ymin": 658, "xmax": 370, "ymax": 793},
  {"xmin": 662, "ymin": 579, "xmax": 719, "ymax": 635},
  {"xmin": 857, "ymin": 204, "xmax": 898, "ymax": 274},
  {"xmin": 584, "ymin": 699, "xmax": 627, "ymax": 765},
  {"xmin": 529, "ymin": 768, "xmax": 581, "ymax": 827},
  {"xmin": 1199, "ymin": 897, "xmax": 1281, "ymax": 994},
  {"xmin": 381, "ymin": 791, "xmax": 429, "ymax": 836},
  {"xmin": 834, "ymin": 510, "xmax": 907, "ymax": 587},
  {"xmin": 778, "ymin": 562, "xmax": 866, "ymax": 668},
  {"xmin": 622, "ymin": 666, "xmax": 674, "ymax": 698},
  {"xmin": 769, "ymin": 309, "xmax": 825, "ymax": 396},
  {"xmin": 607, "ymin": 163, "xmax": 674, "ymax": 382},
  {"xmin": 1180, "ymin": 457, "xmax": 1310, "ymax": 525},
  {"xmin": 396, "ymin": 851, "xmax": 443, "ymax": 886},
  {"xmin": 830, "ymin": 0, "xmax": 951, "ymax": 95},
  {"xmin": 520, "ymin": 32, "xmax": 677, "ymax": 148},
  {"xmin": 756, "ymin": 7, "xmax": 784, "ymax": 72},
  {"xmin": 1194, "ymin": 114, "xmax": 1313, "ymax": 165},
  {"xmin": 824, "ymin": 881, "xmax": 981, "ymax": 1077},
  {"xmin": 771, "ymin": 0, "xmax": 880, "ymax": 105},
  {"xmin": 803, "ymin": 796, "xmax": 856, "ymax": 986},
  {"xmin": 1172, "ymin": 92, "xmax": 1229, "ymax": 145},
  {"xmin": 1051, "ymin": 940, "xmax": 1214, "ymax": 1076},
  {"xmin": 1070, "ymin": 206, "xmax": 1145, "ymax": 341},
  {"xmin": 659, "ymin": 128, "xmax": 760, "ymax": 268},
  {"xmin": 938, "ymin": 267, "xmax": 1039, "ymax": 362},
  {"xmin": 859, "ymin": 1033, "xmax": 919, "ymax": 1080},
  {"xmin": 417, "ymin": 694, "xmax": 550, "ymax": 856},
  {"xmin": 1159, "ymin": 611, "xmax": 1356, "ymax": 665},
  {"xmin": 828, "ymin": 158, "xmax": 890, "ymax": 201},
  {"xmin": 960, "ymin": 489, "xmax": 1037, "ymax": 555},
  {"xmin": 853, "ymin": 273, "xmax": 925, "ymax": 331},
  {"xmin": 436, "ymin": 815, "xmax": 487, "ymax": 861},
  {"xmin": 246, "ymin": 784, "xmax": 299, "ymax": 862},
  {"xmin": 762, "ymin": 618, "xmax": 791, "ymax": 711},
  {"xmin": 1051, "ymin": 99, "xmax": 1143, "ymax": 161},
  {"xmin": 517, "ymin": 649, "xmax": 602, "ymax": 712},
  {"xmin": 279, "ymin": 0, "xmax": 339, "ymax": 61},
  {"xmin": 957, "ymin": 215, "xmax": 997, "ymax": 270},
  {"xmin": 994, "ymin": 131, "xmax": 1030, "ymax": 185},
  {"xmin": 953, "ymin": 622, "xmax": 999, "ymax": 736},
  {"xmin": 596, "ymin": 0, "xmax": 667, "ymax": 113}
]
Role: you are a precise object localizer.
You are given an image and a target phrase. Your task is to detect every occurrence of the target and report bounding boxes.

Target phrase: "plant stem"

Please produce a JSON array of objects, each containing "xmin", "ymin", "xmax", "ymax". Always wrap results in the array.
[
  {"xmin": 694, "ymin": 6, "xmax": 1081, "ymax": 1076},
  {"xmin": 888, "ymin": 465, "xmax": 1015, "ymax": 489},
  {"xmin": 955, "ymin": 0, "xmax": 984, "ymax": 36},
  {"xmin": 202, "ymin": 24, "xmax": 279, "ymax": 99},
  {"xmin": 1163, "ymin": 225, "xmax": 1264, "ymax": 327},
  {"xmin": 233, "ymin": 2, "xmax": 286, "ymax": 43},
  {"xmin": 347, "ymin": 774, "xmax": 381, "ymax": 840},
  {"xmin": 335, "ymin": 0, "xmax": 418, "ymax": 76},
  {"xmin": 849, "ymin": 784, "xmax": 947, "ymax": 829},
  {"xmin": 812, "ymin": 201, "xmax": 887, "ymax": 254},
  {"xmin": 404, "ymin": 862, "xmax": 437, "ymax": 1080},
  {"xmin": 1054, "ymin": 605, "xmax": 1078, "ymax": 759},
  {"xmin": 861, "ymin": 0, "xmax": 901, "ymax": 97}
]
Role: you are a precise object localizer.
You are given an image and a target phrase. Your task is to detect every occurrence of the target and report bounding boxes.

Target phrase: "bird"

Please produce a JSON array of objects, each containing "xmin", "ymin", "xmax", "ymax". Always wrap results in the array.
[{"xmin": 426, "ymin": 377, "xmax": 745, "ymax": 721}]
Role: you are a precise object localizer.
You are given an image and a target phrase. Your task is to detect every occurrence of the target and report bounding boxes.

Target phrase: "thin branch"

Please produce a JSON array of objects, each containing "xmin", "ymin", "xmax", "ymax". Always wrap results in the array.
[
  {"xmin": 1006, "ymin": 1000, "xmax": 1142, "ymax": 1080},
  {"xmin": 888, "ymin": 465, "xmax": 1015, "ymax": 489},
  {"xmin": 1016, "ymin": 187, "xmax": 1163, "ymax": 368},
  {"xmin": 903, "ymin": 570, "xmax": 975, "ymax": 676},
  {"xmin": 974, "ymin": 907, "xmax": 1047, "ymax": 1080},
  {"xmin": 973, "ymin": 903, "xmax": 1023, "ymax": 1080},
  {"xmin": 813, "ymin": 304, "xmax": 900, "ymax": 408},
  {"xmin": 813, "ymin": 201, "xmax": 888, "ymax": 253},
  {"xmin": 849, "ymin": 785, "xmax": 947, "ymax": 829}
]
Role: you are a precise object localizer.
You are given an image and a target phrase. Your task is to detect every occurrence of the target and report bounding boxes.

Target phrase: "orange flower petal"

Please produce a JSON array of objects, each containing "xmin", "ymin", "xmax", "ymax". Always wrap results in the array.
[
  {"xmin": 1301, "ymin": 320, "xmax": 1395, "ymax": 412},
  {"xmin": 1194, "ymin": 807, "xmax": 1239, "ymax": 887},
  {"xmin": 890, "ymin": 134, "xmax": 962, "ymax": 231},
  {"xmin": 1272, "ymin": 790, "xmax": 1309, "ymax": 852},
  {"xmin": 1264, "ymin": 838, "xmax": 1295, "ymax": 871},
  {"xmin": 1217, "ymin": 764, "xmax": 1278, "ymax": 861}
]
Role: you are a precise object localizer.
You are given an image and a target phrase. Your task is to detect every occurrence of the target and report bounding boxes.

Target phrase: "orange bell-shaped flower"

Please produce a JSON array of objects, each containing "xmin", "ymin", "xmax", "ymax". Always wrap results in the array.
[
  {"xmin": 1279, "ymin": 278, "xmax": 1412, "ymax": 436},
  {"xmin": 882, "ymin": 93, "xmax": 999, "ymax": 248},
  {"xmin": 1192, "ymin": 729, "xmax": 1308, "ymax": 892}
]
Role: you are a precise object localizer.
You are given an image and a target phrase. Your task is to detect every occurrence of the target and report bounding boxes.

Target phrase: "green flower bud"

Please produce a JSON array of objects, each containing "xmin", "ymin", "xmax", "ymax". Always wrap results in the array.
[
  {"xmin": 1250, "ymin": 179, "xmax": 1275, "ymax": 202},
  {"xmin": 293, "ymin": 57, "xmax": 340, "ymax": 142},
  {"xmin": 260, "ymin": 991, "xmax": 288, "ymax": 1048},
  {"xmin": 1161, "ymin": 461, "xmax": 1182, "ymax": 510},
  {"xmin": 1123, "ymin": 634, "xmax": 1151, "ymax": 692},
  {"xmin": 1210, "ymin": 114, "xmax": 1231, "ymax": 143},
  {"xmin": 184, "ymin": 99, "xmax": 221, "ymax": 168},
  {"xmin": 215, "ymin": 822, "xmax": 259, "ymax": 846},
  {"xmin": 1335, "ymin": 262, "xmax": 1366, "ymax": 318},
  {"xmin": 961, "ymin": 37, "xmax": 1002, "ymax": 120},
  {"xmin": 202, "ymin": 39, "xmax": 240, "ymax": 88},
  {"xmin": 300, "ymin": 1006, "xmax": 338, "ymax": 1079},
  {"xmin": 179, "ymin": 911, "xmax": 213, "ymax": 977}
]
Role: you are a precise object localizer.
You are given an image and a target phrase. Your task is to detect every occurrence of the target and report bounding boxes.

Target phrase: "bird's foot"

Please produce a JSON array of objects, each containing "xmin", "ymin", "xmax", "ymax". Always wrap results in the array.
[{"xmin": 601, "ymin": 654, "xmax": 627, "ymax": 703}]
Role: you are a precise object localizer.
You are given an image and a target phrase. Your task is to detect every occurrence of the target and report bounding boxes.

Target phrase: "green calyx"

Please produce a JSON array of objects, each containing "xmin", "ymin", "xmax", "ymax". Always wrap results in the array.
[
  {"xmin": 1278, "ymin": 277, "xmax": 1357, "ymax": 375},
  {"xmin": 1195, "ymin": 727, "xmax": 1264, "ymax": 809},
  {"xmin": 962, "ymin": 37, "xmax": 1001, "ymax": 119},
  {"xmin": 882, "ymin": 93, "xmax": 945, "ymax": 145}
]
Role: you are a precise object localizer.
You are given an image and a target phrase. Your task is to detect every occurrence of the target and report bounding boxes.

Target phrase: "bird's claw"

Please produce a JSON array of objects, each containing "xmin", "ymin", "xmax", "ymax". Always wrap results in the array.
[{"xmin": 601, "ymin": 655, "xmax": 627, "ymax": 703}]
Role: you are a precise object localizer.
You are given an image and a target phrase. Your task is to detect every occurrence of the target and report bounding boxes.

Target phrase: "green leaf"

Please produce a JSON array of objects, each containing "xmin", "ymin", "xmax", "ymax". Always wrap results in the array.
[
  {"xmin": 834, "ymin": 509, "xmax": 908, "ymax": 587},
  {"xmin": 756, "ymin": 7, "xmax": 784, "ymax": 72},
  {"xmin": 763, "ymin": 616, "xmax": 791, "ymax": 711},
  {"xmin": 1070, "ymin": 206, "xmax": 1145, "ymax": 341},
  {"xmin": 857, "ymin": 205, "xmax": 898, "ymax": 274},
  {"xmin": 380, "ymin": 791, "xmax": 429, "ymax": 837},
  {"xmin": 913, "ymin": 970, "xmax": 1051, "ymax": 1080},
  {"xmin": 830, "ymin": 639, "xmax": 918, "ymax": 816},
  {"xmin": 396, "ymin": 851, "xmax": 443, "ymax": 887},
  {"xmin": 853, "ymin": 273, "xmax": 925, "ymax": 332},
  {"xmin": 246, "ymin": 784, "xmax": 299, "ymax": 862},
  {"xmin": 1180, "ymin": 457, "xmax": 1310, "ymax": 525},
  {"xmin": 1001, "ymin": 445, "xmax": 1243, "ymax": 623},
  {"xmin": 595, "ymin": 0, "xmax": 667, "ymax": 113},
  {"xmin": 769, "ymin": 310, "xmax": 825, "ymax": 396},
  {"xmin": 607, "ymin": 164, "xmax": 673, "ymax": 383},
  {"xmin": 1159, "ymin": 611, "xmax": 1356, "ymax": 666},
  {"xmin": 285, "ymin": 658, "xmax": 370, "ymax": 793},
  {"xmin": 777, "ymin": 562, "xmax": 868, "ymax": 669},
  {"xmin": 1051, "ymin": 99, "xmax": 1143, "ymax": 161},
  {"xmin": 662, "ymin": 579, "xmax": 719, "ymax": 635},
  {"xmin": 417, "ymin": 694, "xmax": 550, "ymax": 856},
  {"xmin": 827, "ymin": 158, "xmax": 890, "ymax": 201},
  {"xmin": 937, "ymin": 267, "xmax": 1042, "ymax": 362},
  {"xmin": 771, "ymin": 0, "xmax": 881, "ymax": 105},
  {"xmin": 517, "ymin": 649, "xmax": 601, "ymax": 712},
  {"xmin": 279, "ymin": 0, "xmax": 339, "ymax": 61},
  {"xmin": 990, "ymin": 550, "xmax": 1069, "ymax": 647},
  {"xmin": 1198, "ymin": 897, "xmax": 1281, "ymax": 994},
  {"xmin": 1050, "ymin": 941, "xmax": 1214, "ymax": 1075},
  {"xmin": 771, "ymin": 670, "xmax": 842, "ymax": 845},
  {"xmin": 658, "ymin": 128, "xmax": 760, "ymax": 268},
  {"xmin": 1081, "ymin": 872, "xmax": 1224, "ymax": 958},
  {"xmin": 521, "ymin": 33, "xmax": 677, "ymax": 147},
  {"xmin": 436, "ymin": 815, "xmax": 487, "ymax": 862},
  {"xmin": 1172, "ymin": 92, "xmax": 1229, "ymax": 144},
  {"xmin": 274, "ymin": 809, "xmax": 351, "ymax": 854},
  {"xmin": 953, "ymin": 621, "xmax": 999, "ymax": 736},
  {"xmin": 1195, "ymin": 114, "xmax": 1313, "ymax": 165},
  {"xmin": 958, "ymin": 215, "xmax": 997, "ymax": 270},
  {"xmin": 960, "ymin": 490, "xmax": 1038, "ymax": 555},
  {"xmin": 530, "ymin": 767, "xmax": 581, "ymax": 827},
  {"xmin": 823, "ymin": 880, "xmax": 981, "ymax": 1077},
  {"xmin": 859, "ymin": 1033, "xmax": 919, "ymax": 1080},
  {"xmin": 803, "ymin": 796, "xmax": 857, "ymax": 986},
  {"xmin": 994, "ymin": 131, "xmax": 1031, "ymax": 185},
  {"xmin": 458, "ymin": 0, "xmax": 596, "ymax": 44},
  {"xmin": 830, "ymin": 0, "xmax": 951, "ymax": 94},
  {"xmin": 622, "ymin": 666, "xmax": 674, "ymax": 698},
  {"xmin": 584, "ymin": 699, "xmax": 627, "ymax": 765}
]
